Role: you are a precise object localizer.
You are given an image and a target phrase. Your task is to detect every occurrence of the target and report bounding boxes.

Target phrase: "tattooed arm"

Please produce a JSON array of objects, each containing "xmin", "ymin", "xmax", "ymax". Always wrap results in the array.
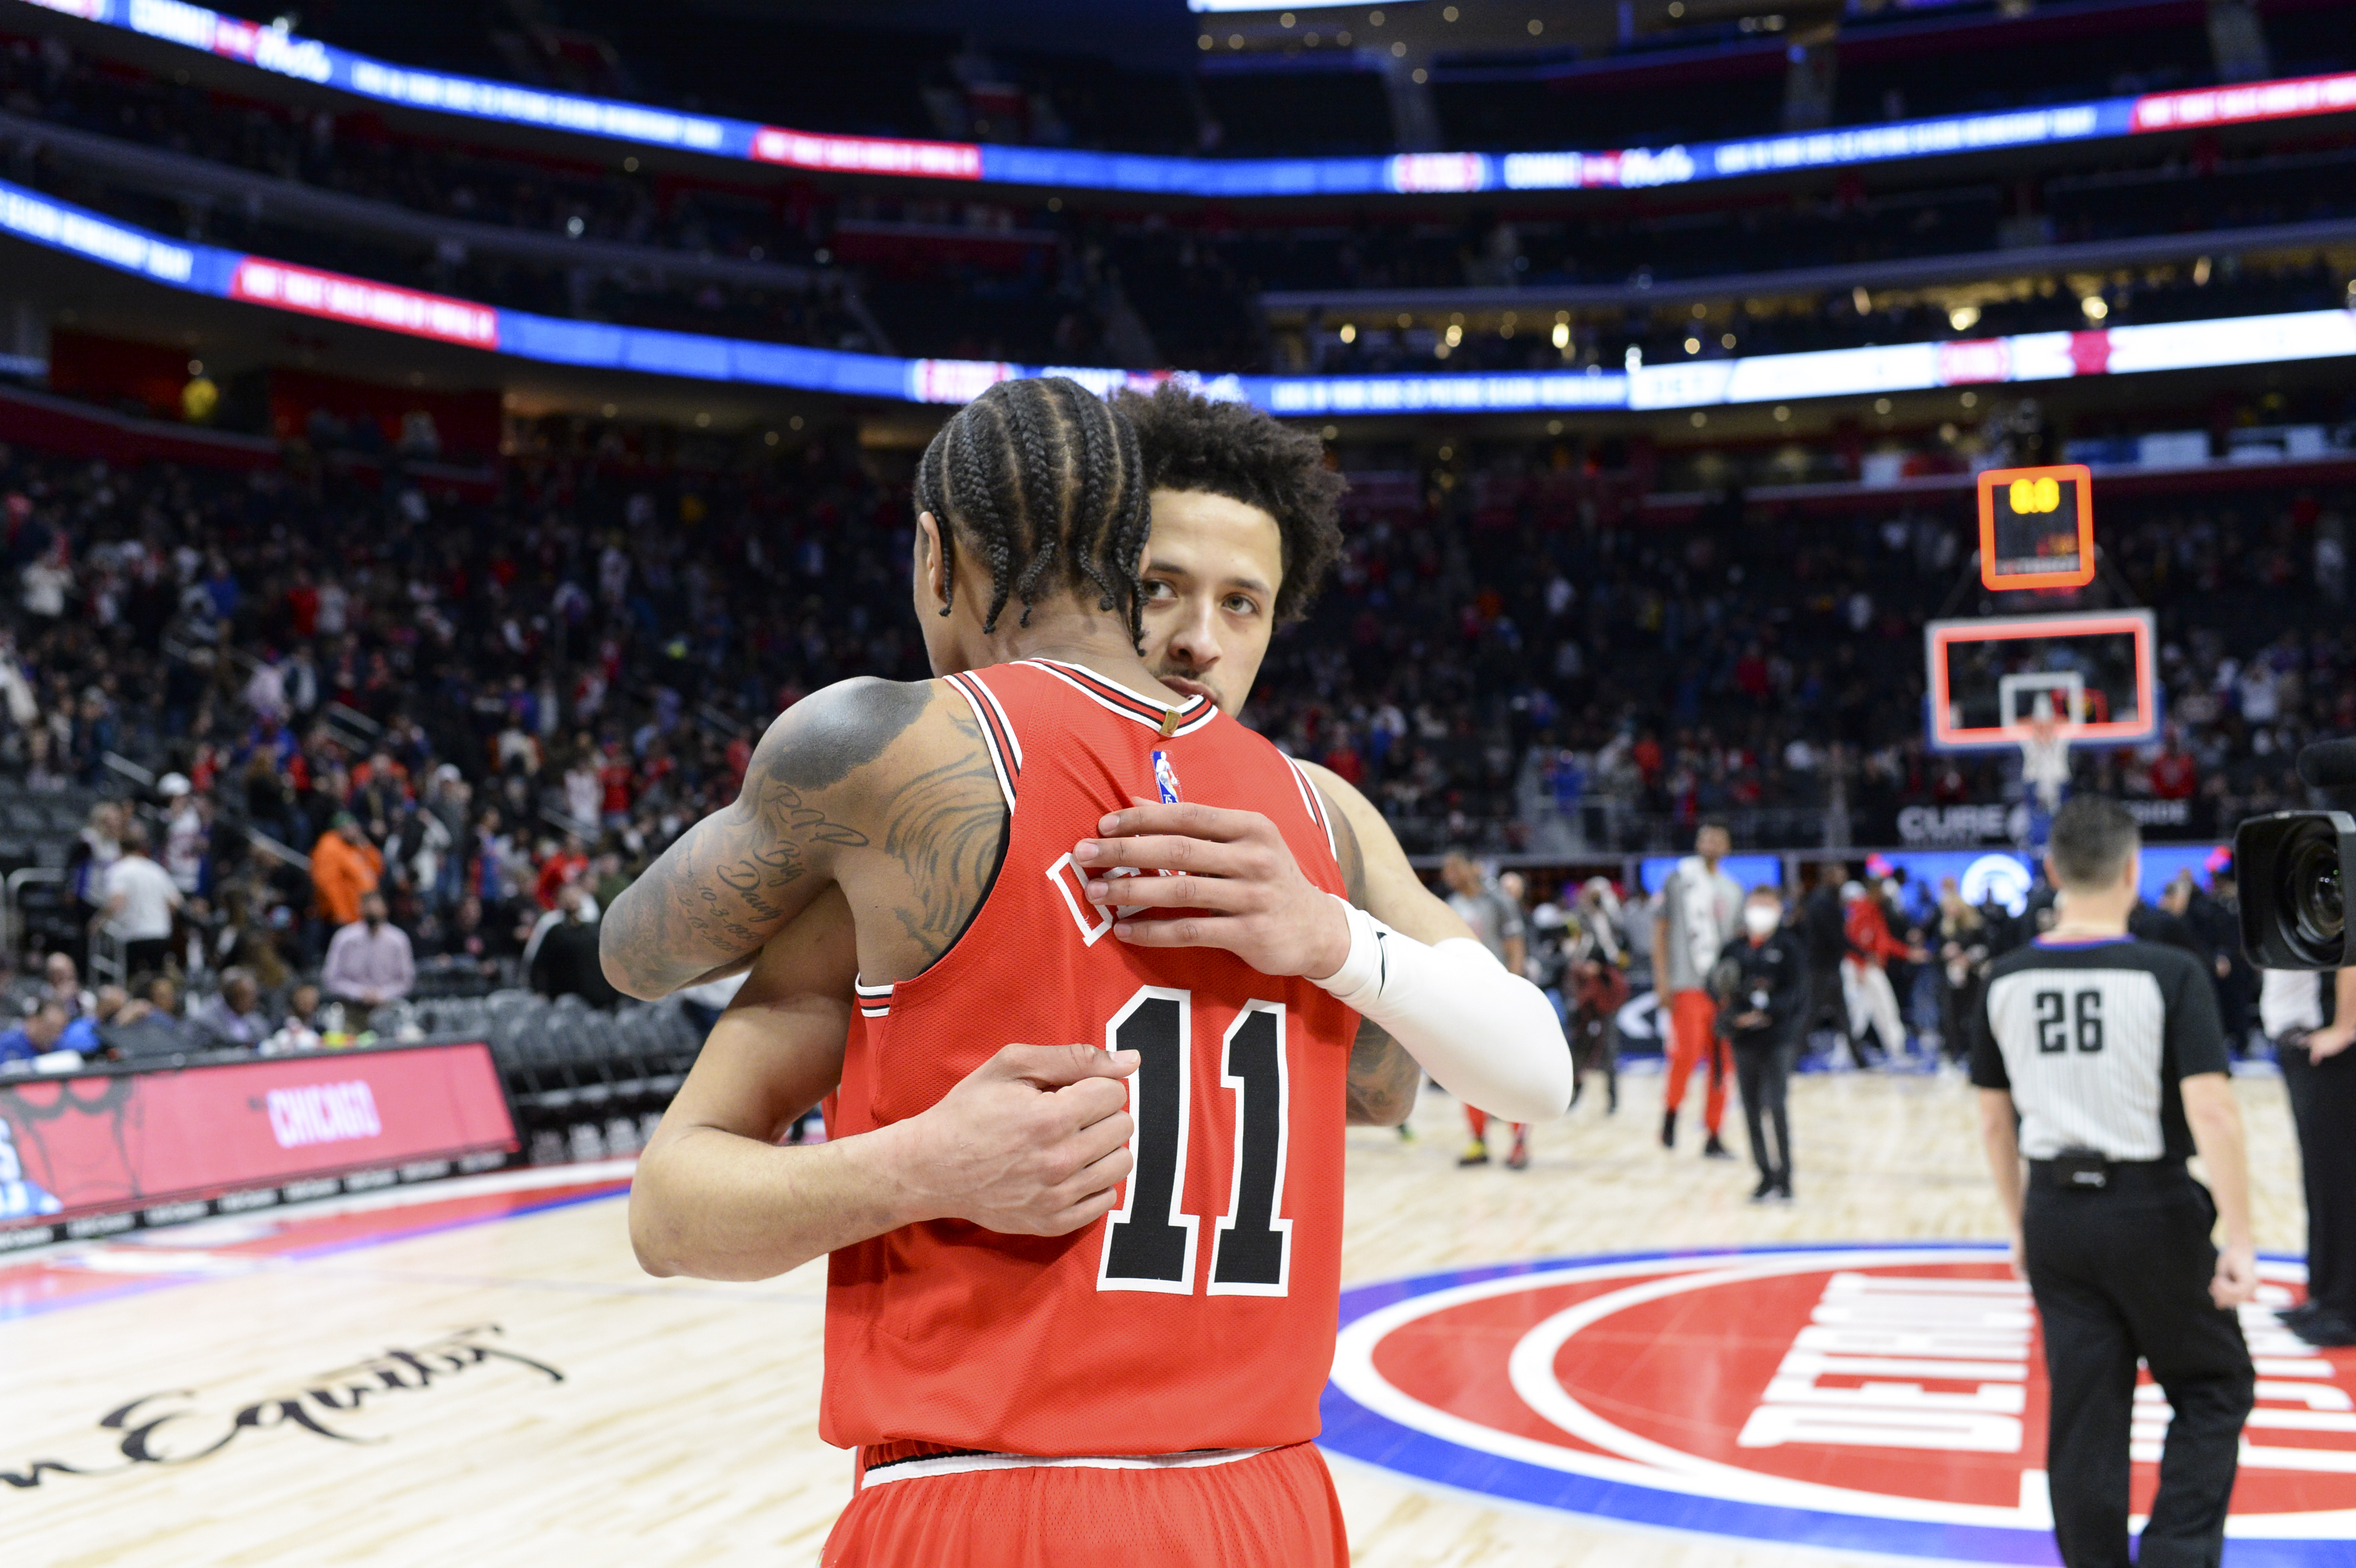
[
  {"xmin": 632, "ymin": 888, "xmax": 1141, "ymax": 1281},
  {"xmin": 600, "ymin": 678, "xmax": 928, "ymax": 1001}
]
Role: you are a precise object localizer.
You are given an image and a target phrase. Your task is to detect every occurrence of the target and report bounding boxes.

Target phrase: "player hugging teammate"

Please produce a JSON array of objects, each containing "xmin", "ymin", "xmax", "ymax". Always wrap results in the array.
[{"xmin": 602, "ymin": 377, "xmax": 1573, "ymax": 1565}]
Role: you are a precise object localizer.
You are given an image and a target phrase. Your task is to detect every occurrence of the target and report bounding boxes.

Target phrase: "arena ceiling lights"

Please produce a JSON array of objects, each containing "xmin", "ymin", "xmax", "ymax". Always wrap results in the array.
[
  {"xmin": 17, "ymin": 0, "xmax": 2356, "ymax": 198},
  {"xmin": 7, "ymin": 176, "xmax": 2355, "ymax": 417}
]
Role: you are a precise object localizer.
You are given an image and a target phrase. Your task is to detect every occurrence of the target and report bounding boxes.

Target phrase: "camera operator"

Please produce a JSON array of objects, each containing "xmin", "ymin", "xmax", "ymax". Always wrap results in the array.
[{"xmin": 2261, "ymin": 963, "xmax": 2356, "ymax": 1346}]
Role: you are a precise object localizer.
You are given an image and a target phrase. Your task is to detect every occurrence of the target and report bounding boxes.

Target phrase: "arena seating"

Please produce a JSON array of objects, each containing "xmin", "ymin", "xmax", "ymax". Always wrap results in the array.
[
  {"xmin": 6, "ymin": 23, "xmax": 2352, "ymax": 384},
  {"xmin": 161, "ymin": 0, "xmax": 2356, "ymax": 159},
  {"xmin": 410, "ymin": 989, "xmax": 708, "ymax": 1162},
  {"xmin": 0, "ymin": 0, "xmax": 2350, "ymax": 1126}
]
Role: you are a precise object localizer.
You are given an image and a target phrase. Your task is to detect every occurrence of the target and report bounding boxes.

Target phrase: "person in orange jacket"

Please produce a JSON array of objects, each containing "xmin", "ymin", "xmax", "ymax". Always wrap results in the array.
[{"xmin": 311, "ymin": 811, "xmax": 384, "ymax": 929}]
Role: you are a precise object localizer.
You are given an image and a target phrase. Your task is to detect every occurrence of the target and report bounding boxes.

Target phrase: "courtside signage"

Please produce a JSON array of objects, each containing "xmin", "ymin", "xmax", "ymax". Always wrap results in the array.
[
  {"xmin": 6, "ymin": 174, "xmax": 2353, "ymax": 416},
  {"xmin": 0, "ymin": 1041, "xmax": 516, "ymax": 1230},
  {"xmin": 16, "ymin": 0, "xmax": 2356, "ymax": 197},
  {"xmin": 1322, "ymin": 1246, "xmax": 2356, "ymax": 1564}
]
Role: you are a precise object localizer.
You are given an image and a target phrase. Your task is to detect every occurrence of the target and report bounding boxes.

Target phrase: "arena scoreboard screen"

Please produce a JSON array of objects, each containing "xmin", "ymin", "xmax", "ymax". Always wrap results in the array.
[{"xmin": 1977, "ymin": 464, "xmax": 2095, "ymax": 592}]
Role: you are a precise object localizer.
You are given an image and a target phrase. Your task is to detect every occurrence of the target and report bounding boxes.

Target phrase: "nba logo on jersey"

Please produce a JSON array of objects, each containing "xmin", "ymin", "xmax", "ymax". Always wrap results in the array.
[{"xmin": 1149, "ymin": 751, "xmax": 1184, "ymax": 882}]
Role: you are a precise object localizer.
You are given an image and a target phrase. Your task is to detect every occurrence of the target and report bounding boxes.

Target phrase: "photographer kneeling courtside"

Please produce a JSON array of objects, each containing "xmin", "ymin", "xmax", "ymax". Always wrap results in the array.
[{"xmin": 1973, "ymin": 796, "xmax": 2257, "ymax": 1568}]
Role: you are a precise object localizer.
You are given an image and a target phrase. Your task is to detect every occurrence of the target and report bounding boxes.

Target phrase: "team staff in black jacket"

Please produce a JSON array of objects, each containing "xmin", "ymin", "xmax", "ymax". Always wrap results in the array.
[{"xmin": 1717, "ymin": 886, "xmax": 1809, "ymax": 1203}]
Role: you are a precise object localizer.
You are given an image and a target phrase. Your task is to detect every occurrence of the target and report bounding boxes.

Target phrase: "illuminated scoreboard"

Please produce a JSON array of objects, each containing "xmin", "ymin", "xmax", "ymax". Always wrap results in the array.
[{"xmin": 1977, "ymin": 464, "xmax": 2095, "ymax": 591}]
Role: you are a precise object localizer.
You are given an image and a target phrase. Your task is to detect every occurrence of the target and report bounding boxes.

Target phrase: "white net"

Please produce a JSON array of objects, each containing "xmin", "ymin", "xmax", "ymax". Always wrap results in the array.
[{"xmin": 2015, "ymin": 696, "xmax": 2073, "ymax": 811}]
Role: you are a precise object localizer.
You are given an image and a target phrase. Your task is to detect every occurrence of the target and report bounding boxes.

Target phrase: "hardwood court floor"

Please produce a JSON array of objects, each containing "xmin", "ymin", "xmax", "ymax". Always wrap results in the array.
[{"xmin": 1, "ymin": 1064, "xmax": 2303, "ymax": 1568}]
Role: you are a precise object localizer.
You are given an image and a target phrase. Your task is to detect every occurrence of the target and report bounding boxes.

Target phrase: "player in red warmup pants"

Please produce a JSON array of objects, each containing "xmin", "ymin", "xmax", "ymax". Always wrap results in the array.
[{"xmin": 1652, "ymin": 822, "xmax": 1743, "ymax": 1157}]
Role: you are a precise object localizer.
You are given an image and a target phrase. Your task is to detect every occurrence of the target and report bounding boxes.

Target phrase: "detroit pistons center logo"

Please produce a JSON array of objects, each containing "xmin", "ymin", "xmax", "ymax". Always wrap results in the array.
[{"xmin": 1322, "ymin": 1246, "xmax": 2355, "ymax": 1564}]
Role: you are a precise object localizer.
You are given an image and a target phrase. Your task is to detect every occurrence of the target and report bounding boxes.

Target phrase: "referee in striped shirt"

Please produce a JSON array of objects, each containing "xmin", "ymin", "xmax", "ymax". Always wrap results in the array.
[{"xmin": 1973, "ymin": 796, "xmax": 2257, "ymax": 1568}]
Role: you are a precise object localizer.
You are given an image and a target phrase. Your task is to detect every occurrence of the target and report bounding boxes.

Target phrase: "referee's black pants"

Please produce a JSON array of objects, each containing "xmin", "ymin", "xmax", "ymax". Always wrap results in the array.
[
  {"xmin": 2024, "ymin": 1169, "xmax": 2253, "ymax": 1568},
  {"xmin": 2279, "ymin": 1040, "xmax": 2356, "ymax": 1317}
]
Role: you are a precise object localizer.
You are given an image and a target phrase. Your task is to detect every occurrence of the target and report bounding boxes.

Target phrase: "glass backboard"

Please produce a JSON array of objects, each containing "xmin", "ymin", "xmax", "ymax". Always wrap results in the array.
[{"xmin": 1924, "ymin": 608, "xmax": 2159, "ymax": 751}]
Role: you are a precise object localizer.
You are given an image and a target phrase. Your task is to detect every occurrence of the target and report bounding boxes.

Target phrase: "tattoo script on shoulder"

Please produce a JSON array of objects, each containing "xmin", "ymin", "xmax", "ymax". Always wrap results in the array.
[
  {"xmin": 878, "ymin": 703, "xmax": 1008, "ymax": 966},
  {"xmin": 603, "ymin": 680, "xmax": 932, "ymax": 992}
]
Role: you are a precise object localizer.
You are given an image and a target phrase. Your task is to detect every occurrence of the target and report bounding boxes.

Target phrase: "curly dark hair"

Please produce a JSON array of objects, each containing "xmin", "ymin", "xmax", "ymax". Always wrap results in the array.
[
  {"xmin": 914, "ymin": 376, "xmax": 1150, "ymax": 640},
  {"xmin": 1114, "ymin": 382, "xmax": 1346, "ymax": 625}
]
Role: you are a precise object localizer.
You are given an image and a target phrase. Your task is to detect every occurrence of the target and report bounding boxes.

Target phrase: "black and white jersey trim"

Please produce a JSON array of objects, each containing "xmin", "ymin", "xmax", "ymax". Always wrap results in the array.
[
  {"xmin": 1024, "ymin": 659, "xmax": 1218, "ymax": 738},
  {"xmin": 854, "ymin": 977, "xmax": 894, "ymax": 1019},
  {"xmin": 1281, "ymin": 756, "xmax": 1338, "ymax": 863},
  {"xmin": 942, "ymin": 670, "xmax": 1021, "ymax": 811}
]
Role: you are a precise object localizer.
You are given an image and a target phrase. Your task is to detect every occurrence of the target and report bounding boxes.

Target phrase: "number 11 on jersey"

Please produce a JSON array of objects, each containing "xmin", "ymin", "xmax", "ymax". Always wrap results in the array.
[{"xmin": 1097, "ymin": 986, "xmax": 1293, "ymax": 1297}]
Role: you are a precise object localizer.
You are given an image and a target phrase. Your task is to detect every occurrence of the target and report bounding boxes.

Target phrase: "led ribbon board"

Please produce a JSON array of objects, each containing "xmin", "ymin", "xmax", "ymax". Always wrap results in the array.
[
  {"xmin": 1977, "ymin": 463, "xmax": 2095, "ymax": 592},
  {"xmin": 15, "ymin": 0, "xmax": 2356, "ymax": 196},
  {"xmin": 6, "ymin": 177, "xmax": 2355, "ymax": 415}
]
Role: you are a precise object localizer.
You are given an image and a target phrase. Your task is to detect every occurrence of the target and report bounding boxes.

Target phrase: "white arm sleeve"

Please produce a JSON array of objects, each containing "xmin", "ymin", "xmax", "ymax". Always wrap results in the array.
[{"xmin": 1313, "ymin": 897, "xmax": 1574, "ymax": 1123}]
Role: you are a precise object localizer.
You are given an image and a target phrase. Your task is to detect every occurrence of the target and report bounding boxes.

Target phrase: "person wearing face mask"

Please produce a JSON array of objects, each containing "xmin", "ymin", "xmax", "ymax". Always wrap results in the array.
[
  {"xmin": 320, "ymin": 889, "xmax": 414, "ymax": 1033},
  {"xmin": 1718, "ymin": 887, "xmax": 1807, "ymax": 1203}
]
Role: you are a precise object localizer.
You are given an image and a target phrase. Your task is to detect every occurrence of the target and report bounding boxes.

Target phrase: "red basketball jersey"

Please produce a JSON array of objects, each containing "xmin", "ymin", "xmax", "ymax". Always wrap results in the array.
[{"xmin": 819, "ymin": 658, "xmax": 1359, "ymax": 1458}]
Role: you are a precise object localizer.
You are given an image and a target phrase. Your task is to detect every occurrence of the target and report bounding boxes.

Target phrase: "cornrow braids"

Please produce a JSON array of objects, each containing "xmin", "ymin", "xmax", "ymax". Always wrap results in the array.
[
  {"xmin": 1109, "ymin": 410, "xmax": 1149, "ymax": 644},
  {"xmin": 967, "ymin": 410, "xmax": 1018, "ymax": 635},
  {"xmin": 1067, "ymin": 381, "xmax": 1121, "ymax": 619},
  {"xmin": 911, "ymin": 375, "xmax": 1150, "ymax": 641},
  {"xmin": 913, "ymin": 428, "xmax": 955, "ymax": 618},
  {"xmin": 1004, "ymin": 384, "xmax": 1068, "ymax": 629},
  {"xmin": 948, "ymin": 412, "xmax": 998, "ymax": 623}
]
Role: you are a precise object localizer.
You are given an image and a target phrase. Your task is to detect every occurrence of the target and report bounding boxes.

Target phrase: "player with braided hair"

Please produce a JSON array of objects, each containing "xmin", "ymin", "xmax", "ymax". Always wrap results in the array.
[
  {"xmin": 606, "ymin": 374, "xmax": 1552, "ymax": 1566},
  {"xmin": 912, "ymin": 376, "xmax": 1147, "ymax": 639},
  {"xmin": 615, "ymin": 378, "xmax": 1571, "ymax": 1564}
]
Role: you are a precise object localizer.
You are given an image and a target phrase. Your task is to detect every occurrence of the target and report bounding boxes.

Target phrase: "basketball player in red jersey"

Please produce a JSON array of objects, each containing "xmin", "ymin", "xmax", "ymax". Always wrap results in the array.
[{"xmin": 606, "ymin": 380, "xmax": 1571, "ymax": 1564}]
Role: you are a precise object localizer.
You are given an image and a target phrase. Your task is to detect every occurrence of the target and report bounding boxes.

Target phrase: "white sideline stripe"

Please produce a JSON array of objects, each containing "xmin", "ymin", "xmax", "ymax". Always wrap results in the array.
[
  {"xmin": 0, "ymin": 1159, "xmax": 637, "ymax": 1266},
  {"xmin": 861, "ymin": 1446, "xmax": 1274, "ymax": 1488}
]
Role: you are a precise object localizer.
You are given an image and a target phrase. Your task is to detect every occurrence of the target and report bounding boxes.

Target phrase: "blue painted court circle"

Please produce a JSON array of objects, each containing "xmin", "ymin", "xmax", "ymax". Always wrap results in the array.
[{"xmin": 1321, "ymin": 1244, "xmax": 2351, "ymax": 1564}]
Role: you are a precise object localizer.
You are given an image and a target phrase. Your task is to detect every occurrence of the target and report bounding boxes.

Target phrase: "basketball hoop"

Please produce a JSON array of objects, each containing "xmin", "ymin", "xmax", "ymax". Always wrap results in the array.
[
  {"xmin": 2013, "ymin": 693, "xmax": 2075, "ymax": 815},
  {"xmin": 1923, "ymin": 609, "xmax": 2158, "ymax": 754}
]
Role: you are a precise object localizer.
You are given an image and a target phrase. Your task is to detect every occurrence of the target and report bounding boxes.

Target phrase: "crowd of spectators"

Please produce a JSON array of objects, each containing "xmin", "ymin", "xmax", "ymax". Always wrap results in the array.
[
  {"xmin": 0, "ymin": 404, "xmax": 2348, "ymax": 1068},
  {"xmin": 0, "ymin": 425, "xmax": 917, "ymax": 1062},
  {"xmin": 1484, "ymin": 841, "xmax": 2254, "ymax": 1095},
  {"xmin": 1242, "ymin": 453, "xmax": 2356, "ymax": 855}
]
